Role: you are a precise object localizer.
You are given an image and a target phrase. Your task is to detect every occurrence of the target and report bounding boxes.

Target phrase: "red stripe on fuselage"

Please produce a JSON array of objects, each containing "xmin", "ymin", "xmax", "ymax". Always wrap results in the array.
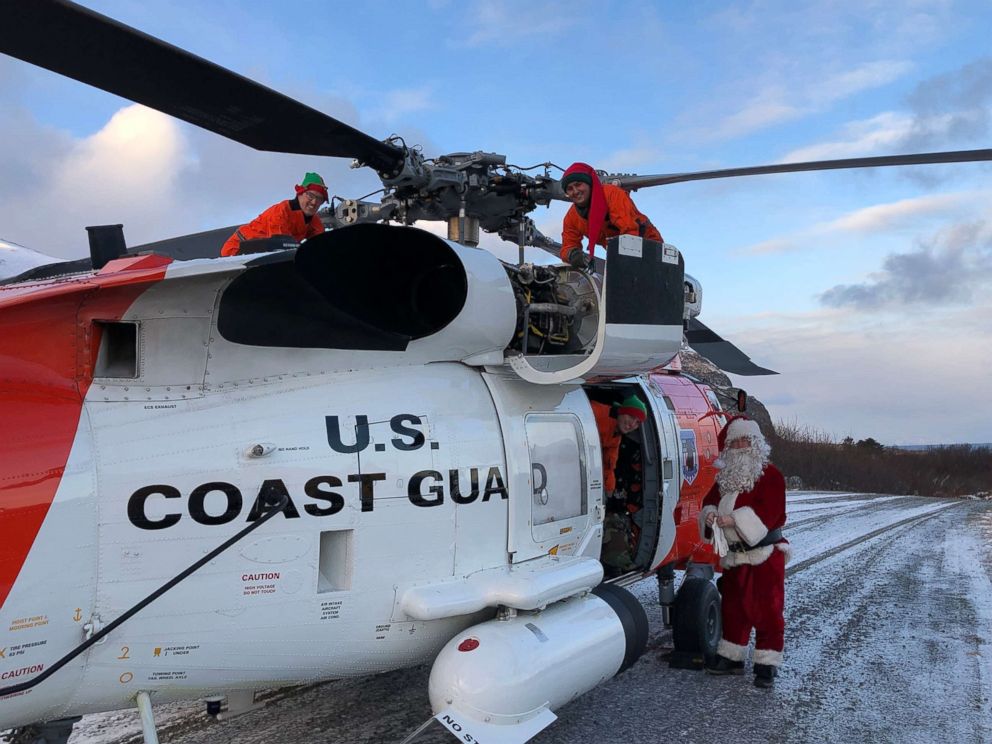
[{"xmin": 0, "ymin": 259, "xmax": 170, "ymax": 609}]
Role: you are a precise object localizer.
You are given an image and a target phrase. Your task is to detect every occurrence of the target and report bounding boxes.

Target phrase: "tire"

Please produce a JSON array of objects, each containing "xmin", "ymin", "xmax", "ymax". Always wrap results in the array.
[{"xmin": 672, "ymin": 577, "xmax": 721, "ymax": 655}]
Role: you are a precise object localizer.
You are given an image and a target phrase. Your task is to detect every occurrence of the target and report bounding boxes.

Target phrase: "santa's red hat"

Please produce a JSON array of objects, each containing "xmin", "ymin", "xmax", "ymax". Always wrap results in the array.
[{"xmin": 718, "ymin": 415, "xmax": 763, "ymax": 449}]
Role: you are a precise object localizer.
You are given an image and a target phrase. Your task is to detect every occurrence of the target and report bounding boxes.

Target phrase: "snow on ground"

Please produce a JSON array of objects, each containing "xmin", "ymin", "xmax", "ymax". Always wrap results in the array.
[{"xmin": 37, "ymin": 492, "xmax": 992, "ymax": 743}]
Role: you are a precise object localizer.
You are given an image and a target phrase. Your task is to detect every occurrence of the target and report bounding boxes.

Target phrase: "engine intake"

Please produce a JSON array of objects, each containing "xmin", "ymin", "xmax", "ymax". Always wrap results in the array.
[{"xmin": 218, "ymin": 224, "xmax": 477, "ymax": 351}]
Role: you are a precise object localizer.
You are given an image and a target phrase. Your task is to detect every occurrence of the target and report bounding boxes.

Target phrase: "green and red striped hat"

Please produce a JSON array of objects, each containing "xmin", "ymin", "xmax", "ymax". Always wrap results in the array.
[
  {"xmin": 617, "ymin": 395, "xmax": 647, "ymax": 422},
  {"xmin": 295, "ymin": 172, "xmax": 328, "ymax": 200}
]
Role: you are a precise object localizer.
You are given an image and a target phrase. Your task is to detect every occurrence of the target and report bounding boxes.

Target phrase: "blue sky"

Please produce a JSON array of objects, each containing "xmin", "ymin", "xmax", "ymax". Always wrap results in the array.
[{"xmin": 2, "ymin": 1, "xmax": 990, "ymax": 446}]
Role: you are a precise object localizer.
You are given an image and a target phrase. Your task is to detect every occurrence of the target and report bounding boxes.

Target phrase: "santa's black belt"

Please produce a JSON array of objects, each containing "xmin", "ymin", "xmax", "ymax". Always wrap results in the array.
[{"xmin": 727, "ymin": 528, "xmax": 783, "ymax": 553}]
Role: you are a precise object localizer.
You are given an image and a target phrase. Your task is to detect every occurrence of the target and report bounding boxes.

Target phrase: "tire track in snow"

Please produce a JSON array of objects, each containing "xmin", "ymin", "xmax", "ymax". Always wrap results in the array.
[
  {"xmin": 786, "ymin": 500, "xmax": 963, "ymax": 576},
  {"xmin": 782, "ymin": 499, "xmax": 991, "ymax": 743}
]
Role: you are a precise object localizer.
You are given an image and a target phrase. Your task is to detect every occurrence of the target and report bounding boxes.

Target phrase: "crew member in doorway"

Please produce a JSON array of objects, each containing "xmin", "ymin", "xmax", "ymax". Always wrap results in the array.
[
  {"xmin": 559, "ymin": 162, "xmax": 662, "ymax": 270},
  {"xmin": 592, "ymin": 395, "xmax": 647, "ymax": 575},
  {"xmin": 699, "ymin": 417, "xmax": 789, "ymax": 688},
  {"xmin": 221, "ymin": 172, "xmax": 328, "ymax": 256}
]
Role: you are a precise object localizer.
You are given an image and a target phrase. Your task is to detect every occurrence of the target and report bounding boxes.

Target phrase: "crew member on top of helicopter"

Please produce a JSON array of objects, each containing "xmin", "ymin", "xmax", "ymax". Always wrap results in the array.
[
  {"xmin": 221, "ymin": 172, "xmax": 328, "ymax": 256},
  {"xmin": 591, "ymin": 395, "xmax": 647, "ymax": 575},
  {"xmin": 559, "ymin": 162, "xmax": 662, "ymax": 269}
]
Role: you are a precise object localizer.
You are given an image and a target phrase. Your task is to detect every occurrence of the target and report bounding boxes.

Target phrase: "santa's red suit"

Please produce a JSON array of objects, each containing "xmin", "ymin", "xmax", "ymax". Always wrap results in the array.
[{"xmin": 698, "ymin": 461, "xmax": 790, "ymax": 667}]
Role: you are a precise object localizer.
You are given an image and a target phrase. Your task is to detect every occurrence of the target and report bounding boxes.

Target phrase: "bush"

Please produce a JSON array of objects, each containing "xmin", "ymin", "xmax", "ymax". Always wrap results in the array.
[{"xmin": 770, "ymin": 421, "xmax": 991, "ymax": 497}]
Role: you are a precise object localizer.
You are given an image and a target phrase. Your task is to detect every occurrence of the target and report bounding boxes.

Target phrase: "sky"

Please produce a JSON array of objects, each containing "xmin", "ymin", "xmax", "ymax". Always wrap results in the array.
[{"xmin": 1, "ymin": 0, "xmax": 990, "ymax": 446}]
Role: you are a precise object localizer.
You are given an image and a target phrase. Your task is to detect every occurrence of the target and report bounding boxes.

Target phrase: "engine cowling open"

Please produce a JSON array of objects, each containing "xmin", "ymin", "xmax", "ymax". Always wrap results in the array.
[{"xmin": 215, "ymin": 225, "xmax": 684, "ymax": 381}]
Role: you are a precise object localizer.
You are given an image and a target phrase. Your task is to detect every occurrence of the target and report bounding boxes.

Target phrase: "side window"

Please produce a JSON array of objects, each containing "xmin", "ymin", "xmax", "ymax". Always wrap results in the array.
[{"xmin": 525, "ymin": 414, "xmax": 587, "ymax": 527}]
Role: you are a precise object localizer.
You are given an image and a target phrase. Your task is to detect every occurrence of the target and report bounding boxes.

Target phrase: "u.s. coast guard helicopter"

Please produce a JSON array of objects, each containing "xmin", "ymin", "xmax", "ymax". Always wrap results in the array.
[{"xmin": 2, "ymin": 2, "xmax": 991, "ymax": 743}]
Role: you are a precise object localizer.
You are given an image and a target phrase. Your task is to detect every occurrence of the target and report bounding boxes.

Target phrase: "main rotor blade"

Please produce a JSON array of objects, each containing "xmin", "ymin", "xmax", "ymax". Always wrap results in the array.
[
  {"xmin": 611, "ymin": 149, "xmax": 992, "ymax": 190},
  {"xmin": 0, "ymin": 0, "xmax": 403, "ymax": 173}
]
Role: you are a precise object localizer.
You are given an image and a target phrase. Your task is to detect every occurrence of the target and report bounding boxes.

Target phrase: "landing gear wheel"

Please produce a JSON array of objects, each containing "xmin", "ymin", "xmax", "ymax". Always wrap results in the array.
[{"xmin": 669, "ymin": 577, "xmax": 721, "ymax": 669}]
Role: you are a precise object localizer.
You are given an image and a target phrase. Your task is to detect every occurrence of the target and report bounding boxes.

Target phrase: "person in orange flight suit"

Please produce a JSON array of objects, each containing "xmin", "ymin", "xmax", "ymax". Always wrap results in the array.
[
  {"xmin": 592, "ymin": 395, "xmax": 648, "ymax": 575},
  {"xmin": 559, "ymin": 162, "xmax": 662, "ymax": 269},
  {"xmin": 592, "ymin": 395, "xmax": 647, "ymax": 497},
  {"xmin": 221, "ymin": 172, "xmax": 328, "ymax": 256}
]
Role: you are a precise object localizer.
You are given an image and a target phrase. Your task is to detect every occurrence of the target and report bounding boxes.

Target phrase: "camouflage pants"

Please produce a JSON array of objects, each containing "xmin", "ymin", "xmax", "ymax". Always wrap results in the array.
[{"xmin": 601, "ymin": 512, "xmax": 634, "ymax": 572}]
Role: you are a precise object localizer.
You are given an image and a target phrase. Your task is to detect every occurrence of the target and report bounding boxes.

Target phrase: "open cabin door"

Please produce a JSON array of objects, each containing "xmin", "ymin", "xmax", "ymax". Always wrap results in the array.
[
  {"xmin": 506, "ymin": 237, "xmax": 685, "ymax": 384},
  {"xmin": 643, "ymin": 378, "xmax": 682, "ymax": 567}
]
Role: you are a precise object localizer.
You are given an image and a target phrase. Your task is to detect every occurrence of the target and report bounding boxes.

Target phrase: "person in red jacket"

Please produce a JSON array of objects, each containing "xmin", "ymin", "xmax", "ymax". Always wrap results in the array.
[
  {"xmin": 699, "ymin": 416, "xmax": 789, "ymax": 688},
  {"xmin": 559, "ymin": 162, "xmax": 662, "ymax": 269},
  {"xmin": 221, "ymin": 172, "xmax": 328, "ymax": 256}
]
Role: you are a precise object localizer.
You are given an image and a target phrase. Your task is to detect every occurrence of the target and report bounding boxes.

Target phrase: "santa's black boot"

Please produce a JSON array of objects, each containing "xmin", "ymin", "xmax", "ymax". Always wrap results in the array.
[
  {"xmin": 753, "ymin": 663, "xmax": 777, "ymax": 688},
  {"xmin": 705, "ymin": 655, "xmax": 745, "ymax": 675}
]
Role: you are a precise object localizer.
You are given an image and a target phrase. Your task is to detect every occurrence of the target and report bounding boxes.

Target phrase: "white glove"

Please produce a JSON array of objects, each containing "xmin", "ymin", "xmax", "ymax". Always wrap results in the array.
[{"xmin": 710, "ymin": 524, "xmax": 728, "ymax": 558}]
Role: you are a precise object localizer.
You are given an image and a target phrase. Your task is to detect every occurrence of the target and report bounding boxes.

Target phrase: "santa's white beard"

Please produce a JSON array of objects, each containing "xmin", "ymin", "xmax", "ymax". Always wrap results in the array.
[{"xmin": 715, "ymin": 443, "xmax": 769, "ymax": 495}]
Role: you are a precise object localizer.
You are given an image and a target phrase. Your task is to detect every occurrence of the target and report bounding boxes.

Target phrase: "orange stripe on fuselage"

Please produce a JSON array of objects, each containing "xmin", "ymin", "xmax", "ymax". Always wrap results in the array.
[{"xmin": 0, "ymin": 259, "xmax": 170, "ymax": 610}]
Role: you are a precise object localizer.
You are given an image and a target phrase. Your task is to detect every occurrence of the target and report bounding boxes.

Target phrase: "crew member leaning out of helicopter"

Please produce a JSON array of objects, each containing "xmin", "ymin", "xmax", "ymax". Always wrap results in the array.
[
  {"xmin": 559, "ymin": 162, "xmax": 662, "ymax": 269},
  {"xmin": 221, "ymin": 172, "xmax": 328, "ymax": 256},
  {"xmin": 591, "ymin": 395, "xmax": 647, "ymax": 575}
]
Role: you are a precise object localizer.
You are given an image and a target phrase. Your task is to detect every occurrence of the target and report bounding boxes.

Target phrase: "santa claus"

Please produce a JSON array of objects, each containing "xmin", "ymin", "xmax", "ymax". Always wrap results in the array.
[{"xmin": 698, "ymin": 416, "xmax": 789, "ymax": 688}]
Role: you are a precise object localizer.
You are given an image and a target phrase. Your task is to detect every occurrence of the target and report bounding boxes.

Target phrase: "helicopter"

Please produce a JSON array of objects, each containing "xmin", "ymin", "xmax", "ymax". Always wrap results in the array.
[{"xmin": 2, "ymin": 2, "xmax": 991, "ymax": 743}]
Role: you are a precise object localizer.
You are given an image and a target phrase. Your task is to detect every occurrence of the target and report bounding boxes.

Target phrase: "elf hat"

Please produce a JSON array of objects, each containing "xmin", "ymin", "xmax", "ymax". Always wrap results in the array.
[
  {"xmin": 617, "ymin": 395, "xmax": 647, "ymax": 422},
  {"xmin": 294, "ymin": 172, "xmax": 328, "ymax": 200}
]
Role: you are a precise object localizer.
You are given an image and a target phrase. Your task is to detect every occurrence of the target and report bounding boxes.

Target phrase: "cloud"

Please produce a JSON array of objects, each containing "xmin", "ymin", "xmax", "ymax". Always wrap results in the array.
[
  {"xmin": 811, "ymin": 60, "xmax": 913, "ymax": 107},
  {"xmin": 458, "ymin": 0, "xmax": 582, "ymax": 47},
  {"xmin": 826, "ymin": 193, "xmax": 968, "ymax": 232},
  {"xmin": 709, "ymin": 98, "xmax": 803, "ymax": 141},
  {"xmin": 366, "ymin": 86, "xmax": 436, "ymax": 126},
  {"xmin": 780, "ymin": 58, "xmax": 992, "ymax": 178},
  {"xmin": 741, "ymin": 191, "xmax": 983, "ymax": 254},
  {"xmin": 698, "ymin": 59, "xmax": 912, "ymax": 142},
  {"xmin": 819, "ymin": 219, "xmax": 992, "ymax": 309},
  {"xmin": 0, "ymin": 100, "xmax": 379, "ymax": 258},
  {"xmin": 780, "ymin": 112, "xmax": 915, "ymax": 162},
  {"xmin": 599, "ymin": 145, "xmax": 666, "ymax": 173},
  {"xmin": 899, "ymin": 56, "xmax": 992, "ymax": 150},
  {"xmin": 0, "ymin": 105, "xmax": 189, "ymax": 256},
  {"xmin": 723, "ymin": 302, "xmax": 992, "ymax": 444}
]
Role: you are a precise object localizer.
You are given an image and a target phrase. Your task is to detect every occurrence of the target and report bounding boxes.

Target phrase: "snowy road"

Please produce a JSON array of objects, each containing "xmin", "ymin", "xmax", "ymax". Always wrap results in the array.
[{"xmin": 67, "ymin": 492, "xmax": 992, "ymax": 744}]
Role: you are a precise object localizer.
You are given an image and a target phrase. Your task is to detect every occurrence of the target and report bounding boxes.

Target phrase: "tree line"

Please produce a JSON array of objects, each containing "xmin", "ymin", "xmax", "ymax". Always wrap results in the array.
[{"xmin": 770, "ymin": 422, "xmax": 991, "ymax": 497}]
